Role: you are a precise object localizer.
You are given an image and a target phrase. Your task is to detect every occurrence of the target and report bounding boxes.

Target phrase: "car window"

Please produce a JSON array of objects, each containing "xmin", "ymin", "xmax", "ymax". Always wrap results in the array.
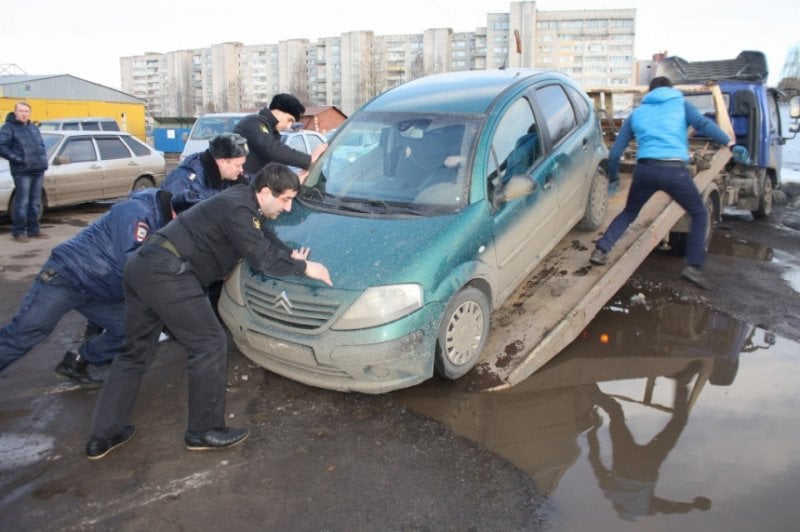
[
  {"xmin": 82, "ymin": 122, "xmax": 101, "ymax": 131},
  {"xmin": 536, "ymin": 84, "xmax": 578, "ymax": 146},
  {"xmin": 96, "ymin": 137, "xmax": 131, "ymax": 160},
  {"xmin": 121, "ymin": 136, "xmax": 152, "ymax": 156},
  {"xmin": 101, "ymin": 121, "xmax": 121, "ymax": 131},
  {"xmin": 305, "ymin": 133, "xmax": 325, "ymax": 154},
  {"xmin": 487, "ymin": 97, "xmax": 539, "ymax": 183},
  {"xmin": 60, "ymin": 138, "xmax": 97, "ymax": 163},
  {"xmin": 285, "ymin": 135, "xmax": 308, "ymax": 153},
  {"xmin": 63, "ymin": 123, "xmax": 81, "ymax": 131},
  {"xmin": 566, "ymin": 85, "xmax": 591, "ymax": 125}
]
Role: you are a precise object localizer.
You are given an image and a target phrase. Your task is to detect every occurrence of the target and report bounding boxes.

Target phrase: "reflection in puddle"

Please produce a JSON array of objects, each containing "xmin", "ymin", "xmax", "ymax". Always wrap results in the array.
[
  {"xmin": 394, "ymin": 285, "xmax": 799, "ymax": 530},
  {"xmin": 708, "ymin": 232, "xmax": 774, "ymax": 261}
]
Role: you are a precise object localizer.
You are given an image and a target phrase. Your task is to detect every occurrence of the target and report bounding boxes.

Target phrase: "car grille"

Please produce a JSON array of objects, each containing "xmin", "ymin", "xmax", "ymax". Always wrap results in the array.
[{"xmin": 243, "ymin": 279, "xmax": 340, "ymax": 330}]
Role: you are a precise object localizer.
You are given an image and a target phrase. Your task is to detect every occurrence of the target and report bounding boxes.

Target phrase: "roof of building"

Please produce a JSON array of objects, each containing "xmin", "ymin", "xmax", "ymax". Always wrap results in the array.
[{"xmin": 0, "ymin": 74, "xmax": 142, "ymax": 103}]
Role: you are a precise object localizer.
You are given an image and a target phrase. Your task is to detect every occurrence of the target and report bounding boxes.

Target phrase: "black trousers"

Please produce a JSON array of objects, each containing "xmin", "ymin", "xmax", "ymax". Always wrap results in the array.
[{"xmin": 90, "ymin": 243, "xmax": 228, "ymax": 439}]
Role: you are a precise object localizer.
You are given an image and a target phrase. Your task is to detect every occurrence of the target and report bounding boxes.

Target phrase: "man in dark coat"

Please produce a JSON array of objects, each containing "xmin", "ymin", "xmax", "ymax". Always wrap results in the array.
[
  {"xmin": 87, "ymin": 162, "xmax": 332, "ymax": 459},
  {"xmin": 234, "ymin": 93, "xmax": 326, "ymax": 179},
  {"xmin": 0, "ymin": 102, "xmax": 49, "ymax": 242}
]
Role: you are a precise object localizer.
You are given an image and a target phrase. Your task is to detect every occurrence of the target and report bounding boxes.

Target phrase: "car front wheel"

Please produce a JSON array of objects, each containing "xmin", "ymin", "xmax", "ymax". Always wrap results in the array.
[{"xmin": 434, "ymin": 286, "xmax": 490, "ymax": 379}]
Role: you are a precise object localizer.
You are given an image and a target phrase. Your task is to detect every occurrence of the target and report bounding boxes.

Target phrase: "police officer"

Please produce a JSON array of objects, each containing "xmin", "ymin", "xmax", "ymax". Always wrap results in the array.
[
  {"xmin": 234, "ymin": 93, "xmax": 326, "ymax": 179},
  {"xmin": 87, "ymin": 162, "xmax": 332, "ymax": 459},
  {"xmin": 161, "ymin": 132, "xmax": 250, "ymax": 212},
  {"xmin": 0, "ymin": 188, "xmax": 177, "ymax": 387}
]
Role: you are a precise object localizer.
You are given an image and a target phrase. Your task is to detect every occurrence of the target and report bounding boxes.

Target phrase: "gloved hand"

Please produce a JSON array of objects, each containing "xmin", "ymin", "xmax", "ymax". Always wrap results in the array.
[{"xmin": 731, "ymin": 145, "xmax": 751, "ymax": 165}]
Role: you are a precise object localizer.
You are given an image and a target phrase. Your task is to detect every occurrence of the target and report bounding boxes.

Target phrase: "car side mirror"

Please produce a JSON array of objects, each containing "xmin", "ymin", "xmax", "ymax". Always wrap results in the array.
[
  {"xmin": 53, "ymin": 156, "xmax": 71, "ymax": 165},
  {"xmin": 493, "ymin": 174, "xmax": 536, "ymax": 207}
]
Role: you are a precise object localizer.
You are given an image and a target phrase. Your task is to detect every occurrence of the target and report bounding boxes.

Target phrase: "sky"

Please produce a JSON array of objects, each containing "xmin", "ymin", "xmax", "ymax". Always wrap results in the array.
[{"xmin": 1, "ymin": 0, "xmax": 798, "ymax": 89}]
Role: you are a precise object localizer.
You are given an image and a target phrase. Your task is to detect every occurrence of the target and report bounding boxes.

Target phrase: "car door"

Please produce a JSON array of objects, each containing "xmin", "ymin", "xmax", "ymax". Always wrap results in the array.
[
  {"xmin": 488, "ymin": 94, "xmax": 559, "ymax": 295},
  {"xmin": 46, "ymin": 135, "xmax": 103, "ymax": 206},
  {"xmin": 532, "ymin": 82, "xmax": 590, "ymax": 231},
  {"xmin": 94, "ymin": 135, "xmax": 137, "ymax": 198}
]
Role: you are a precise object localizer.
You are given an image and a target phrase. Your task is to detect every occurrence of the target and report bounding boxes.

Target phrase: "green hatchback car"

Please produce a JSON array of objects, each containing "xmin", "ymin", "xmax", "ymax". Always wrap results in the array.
[{"xmin": 219, "ymin": 69, "xmax": 609, "ymax": 393}]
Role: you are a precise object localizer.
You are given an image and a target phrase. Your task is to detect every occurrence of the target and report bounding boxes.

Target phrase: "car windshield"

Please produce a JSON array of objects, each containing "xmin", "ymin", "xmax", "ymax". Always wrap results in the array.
[
  {"xmin": 190, "ymin": 116, "xmax": 245, "ymax": 140},
  {"xmin": 302, "ymin": 111, "xmax": 480, "ymax": 215}
]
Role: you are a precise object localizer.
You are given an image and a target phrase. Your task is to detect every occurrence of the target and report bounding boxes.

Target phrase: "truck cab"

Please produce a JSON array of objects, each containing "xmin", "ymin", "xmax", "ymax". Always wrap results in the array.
[{"xmin": 656, "ymin": 50, "xmax": 800, "ymax": 218}]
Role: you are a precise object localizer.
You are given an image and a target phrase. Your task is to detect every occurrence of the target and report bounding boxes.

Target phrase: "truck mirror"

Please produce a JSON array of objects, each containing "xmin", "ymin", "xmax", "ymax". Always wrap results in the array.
[{"xmin": 790, "ymin": 95, "xmax": 800, "ymax": 119}]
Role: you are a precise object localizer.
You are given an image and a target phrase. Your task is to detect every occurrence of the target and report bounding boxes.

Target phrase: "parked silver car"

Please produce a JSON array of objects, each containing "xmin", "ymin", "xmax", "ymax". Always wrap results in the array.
[{"xmin": 1, "ymin": 130, "xmax": 165, "ymax": 219}]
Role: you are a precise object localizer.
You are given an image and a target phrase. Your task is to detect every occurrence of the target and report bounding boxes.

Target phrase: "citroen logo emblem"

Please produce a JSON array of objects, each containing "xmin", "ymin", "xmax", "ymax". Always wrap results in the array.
[{"xmin": 271, "ymin": 291, "xmax": 294, "ymax": 313}]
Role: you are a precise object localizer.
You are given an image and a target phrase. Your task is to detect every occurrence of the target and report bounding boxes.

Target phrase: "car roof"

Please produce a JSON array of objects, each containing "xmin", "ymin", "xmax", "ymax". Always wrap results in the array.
[
  {"xmin": 41, "ymin": 130, "xmax": 136, "ymax": 138},
  {"xmin": 361, "ymin": 68, "xmax": 558, "ymax": 114}
]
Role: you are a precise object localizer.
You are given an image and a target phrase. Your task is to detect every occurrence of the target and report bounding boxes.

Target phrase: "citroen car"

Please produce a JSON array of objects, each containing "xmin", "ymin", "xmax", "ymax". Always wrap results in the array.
[{"xmin": 219, "ymin": 69, "xmax": 609, "ymax": 393}]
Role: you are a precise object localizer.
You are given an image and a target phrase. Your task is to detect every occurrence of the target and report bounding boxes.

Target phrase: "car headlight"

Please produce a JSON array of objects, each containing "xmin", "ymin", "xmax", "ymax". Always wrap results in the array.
[{"xmin": 333, "ymin": 284, "xmax": 423, "ymax": 330}]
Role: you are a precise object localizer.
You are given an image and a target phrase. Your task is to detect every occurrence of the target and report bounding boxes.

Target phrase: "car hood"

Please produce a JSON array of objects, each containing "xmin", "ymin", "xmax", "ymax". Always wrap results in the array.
[{"xmin": 266, "ymin": 202, "xmax": 486, "ymax": 290}]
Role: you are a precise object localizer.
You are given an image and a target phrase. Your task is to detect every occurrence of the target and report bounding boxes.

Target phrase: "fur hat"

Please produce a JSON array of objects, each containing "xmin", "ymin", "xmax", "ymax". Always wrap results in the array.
[
  {"xmin": 208, "ymin": 133, "xmax": 249, "ymax": 159},
  {"xmin": 269, "ymin": 93, "xmax": 305, "ymax": 122}
]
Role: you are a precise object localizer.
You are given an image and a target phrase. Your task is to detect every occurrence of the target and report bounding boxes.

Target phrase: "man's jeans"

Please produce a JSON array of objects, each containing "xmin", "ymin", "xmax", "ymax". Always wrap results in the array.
[
  {"xmin": 595, "ymin": 162, "xmax": 708, "ymax": 267},
  {"xmin": 0, "ymin": 262, "xmax": 125, "ymax": 372},
  {"xmin": 12, "ymin": 172, "xmax": 44, "ymax": 237}
]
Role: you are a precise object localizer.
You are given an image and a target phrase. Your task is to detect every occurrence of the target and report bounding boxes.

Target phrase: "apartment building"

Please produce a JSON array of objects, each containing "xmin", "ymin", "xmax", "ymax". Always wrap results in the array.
[{"xmin": 120, "ymin": 1, "xmax": 636, "ymax": 118}]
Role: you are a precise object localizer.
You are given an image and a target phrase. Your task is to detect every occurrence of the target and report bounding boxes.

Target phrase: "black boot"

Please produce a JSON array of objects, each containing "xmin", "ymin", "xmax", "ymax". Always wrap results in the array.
[{"xmin": 54, "ymin": 351, "xmax": 103, "ymax": 389}]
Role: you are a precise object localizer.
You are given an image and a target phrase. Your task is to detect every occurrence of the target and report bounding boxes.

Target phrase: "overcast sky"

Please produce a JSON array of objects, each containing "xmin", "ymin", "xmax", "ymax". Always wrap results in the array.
[{"xmin": 1, "ymin": 0, "xmax": 797, "ymax": 89}]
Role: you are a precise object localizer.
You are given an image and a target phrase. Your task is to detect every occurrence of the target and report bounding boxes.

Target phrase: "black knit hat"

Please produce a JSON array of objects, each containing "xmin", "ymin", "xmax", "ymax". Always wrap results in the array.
[
  {"xmin": 209, "ymin": 133, "xmax": 249, "ymax": 159},
  {"xmin": 269, "ymin": 93, "xmax": 305, "ymax": 122}
]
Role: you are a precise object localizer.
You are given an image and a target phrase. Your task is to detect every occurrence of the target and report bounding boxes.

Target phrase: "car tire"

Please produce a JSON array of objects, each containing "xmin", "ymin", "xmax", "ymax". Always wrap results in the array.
[
  {"xmin": 578, "ymin": 166, "xmax": 608, "ymax": 231},
  {"xmin": 434, "ymin": 286, "xmax": 490, "ymax": 380},
  {"xmin": 132, "ymin": 176, "xmax": 156, "ymax": 191}
]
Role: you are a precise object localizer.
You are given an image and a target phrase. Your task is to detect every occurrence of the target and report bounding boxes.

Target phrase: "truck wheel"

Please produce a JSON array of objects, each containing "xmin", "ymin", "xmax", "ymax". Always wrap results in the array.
[
  {"xmin": 434, "ymin": 286, "xmax": 490, "ymax": 380},
  {"xmin": 578, "ymin": 166, "xmax": 608, "ymax": 231},
  {"xmin": 751, "ymin": 173, "xmax": 772, "ymax": 219},
  {"xmin": 668, "ymin": 193, "xmax": 715, "ymax": 255}
]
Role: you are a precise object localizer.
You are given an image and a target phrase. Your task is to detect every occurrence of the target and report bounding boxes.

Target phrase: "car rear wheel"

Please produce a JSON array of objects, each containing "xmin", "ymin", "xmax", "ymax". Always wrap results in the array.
[
  {"xmin": 434, "ymin": 286, "xmax": 490, "ymax": 379},
  {"xmin": 578, "ymin": 166, "xmax": 608, "ymax": 231},
  {"xmin": 132, "ymin": 176, "xmax": 156, "ymax": 191}
]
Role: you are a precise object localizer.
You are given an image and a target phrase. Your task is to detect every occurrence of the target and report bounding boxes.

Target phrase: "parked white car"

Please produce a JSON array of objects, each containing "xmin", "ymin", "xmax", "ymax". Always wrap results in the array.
[{"xmin": 1, "ymin": 130, "xmax": 165, "ymax": 220}]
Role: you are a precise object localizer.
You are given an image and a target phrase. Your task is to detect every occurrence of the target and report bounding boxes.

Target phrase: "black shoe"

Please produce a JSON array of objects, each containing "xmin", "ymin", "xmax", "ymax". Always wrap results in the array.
[
  {"xmin": 681, "ymin": 265, "xmax": 709, "ymax": 290},
  {"xmin": 185, "ymin": 427, "xmax": 250, "ymax": 451},
  {"xmin": 590, "ymin": 248, "xmax": 608, "ymax": 266},
  {"xmin": 86, "ymin": 425, "xmax": 136, "ymax": 460},
  {"xmin": 54, "ymin": 350, "xmax": 103, "ymax": 389}
]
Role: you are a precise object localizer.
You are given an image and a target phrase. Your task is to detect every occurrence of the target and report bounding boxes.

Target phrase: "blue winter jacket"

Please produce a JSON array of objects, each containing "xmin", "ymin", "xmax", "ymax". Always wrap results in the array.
[
  {"xmin": 160, "ymin": 150, "xmax": 247, "ymax": 211},
  {"xmin": 608, "ymin": 87, "xmax": 731, "ymax": 180},
  {"xmin": 0, "ymin": 112, "xmax": 49, "ymax": 176},
  {"xmin": 48, "ymin": 189, "xmax": 172, "ymax": 302}
]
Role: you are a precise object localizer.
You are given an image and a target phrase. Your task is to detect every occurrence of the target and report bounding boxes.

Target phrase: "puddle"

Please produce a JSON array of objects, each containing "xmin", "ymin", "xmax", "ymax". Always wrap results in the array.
[
  {"xmin": 394, "ymin": 284, "xmax": 800, "ymax": 531},
  {"xmin": 708, "ymin": 233, "xmax": 774, "ymax": 261}
]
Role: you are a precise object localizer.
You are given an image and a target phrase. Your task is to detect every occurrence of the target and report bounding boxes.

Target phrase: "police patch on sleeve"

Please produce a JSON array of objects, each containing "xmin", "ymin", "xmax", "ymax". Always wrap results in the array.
[
  {"xmin": 252, "ymin": 216, "xmax": 261, "ymax": 230},
  {"xmin": 135, "ymin": 222, "xmax": 151, "ymax": 243}
]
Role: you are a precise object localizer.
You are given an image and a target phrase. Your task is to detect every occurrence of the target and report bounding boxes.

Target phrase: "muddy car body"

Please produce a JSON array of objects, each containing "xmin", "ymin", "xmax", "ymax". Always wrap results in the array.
[{"xmin": 219, "ymin": 69, "xmax": 609, "ymax": 393}]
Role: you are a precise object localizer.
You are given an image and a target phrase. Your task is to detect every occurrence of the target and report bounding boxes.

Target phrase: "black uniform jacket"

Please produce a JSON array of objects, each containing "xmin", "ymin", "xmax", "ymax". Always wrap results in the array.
[
  {"xmin": 234, "ymin": 108, "xmax": 312, "ymax": 174},
  {"xmin": 157, "ymin": 184, "xmax": 306, "ymax": 287}
]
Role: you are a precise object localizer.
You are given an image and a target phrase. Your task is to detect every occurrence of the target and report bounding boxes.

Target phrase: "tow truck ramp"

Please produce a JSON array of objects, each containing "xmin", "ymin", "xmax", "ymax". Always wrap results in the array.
[{"xmin": 472, "ymin": 147, "xmax": 732, "ymax": 391}]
